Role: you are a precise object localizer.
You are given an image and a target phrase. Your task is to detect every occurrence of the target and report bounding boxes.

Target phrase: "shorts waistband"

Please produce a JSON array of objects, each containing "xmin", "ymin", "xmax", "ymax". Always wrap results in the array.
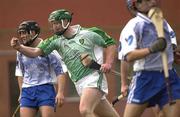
[{"xmin": 135, "ymin": 68, "xmax": 174, "ymax": 74}]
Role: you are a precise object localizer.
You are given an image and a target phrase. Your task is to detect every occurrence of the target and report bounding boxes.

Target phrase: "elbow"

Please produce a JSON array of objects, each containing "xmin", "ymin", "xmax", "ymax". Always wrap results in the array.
[
  {"xmin": 126, "ymin": 56, "xmax": 134, "ymax": 62},
  {"xmin": 125, "ymin": 53, "xmax": 135, "ymax": 62}
]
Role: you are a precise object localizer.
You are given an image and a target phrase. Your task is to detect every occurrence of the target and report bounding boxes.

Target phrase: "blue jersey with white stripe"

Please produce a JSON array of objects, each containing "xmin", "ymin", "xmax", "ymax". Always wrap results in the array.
[{"xmin": 118, "ymin": 13, "xmax": 176, "ymax": 71}]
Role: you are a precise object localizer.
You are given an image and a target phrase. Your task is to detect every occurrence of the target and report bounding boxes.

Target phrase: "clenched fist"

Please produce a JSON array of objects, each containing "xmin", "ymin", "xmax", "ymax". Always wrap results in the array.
[{"xmin": 10, "ymin": 37, "xmax": 21, "ymax": 50}]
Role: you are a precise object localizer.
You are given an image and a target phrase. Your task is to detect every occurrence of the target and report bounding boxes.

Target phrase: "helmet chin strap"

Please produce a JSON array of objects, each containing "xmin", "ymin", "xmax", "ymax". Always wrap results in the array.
[
  {"xmin": 24, "ymin": 30, "xmax": 39, "ymax": 46},
  {"xmin": 55, "ymin": 20, "xmax": 70, "ymax": 36}
]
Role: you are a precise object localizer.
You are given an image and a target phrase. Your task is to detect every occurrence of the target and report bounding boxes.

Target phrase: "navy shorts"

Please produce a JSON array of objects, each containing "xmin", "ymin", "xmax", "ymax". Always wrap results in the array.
[
  {"xmin": 127, "ymin": 69, "xmax": 180, "ymax": 109},
  {"xmin": 20, "ymin": 84, "xmax": 56, "ymax": 108}
]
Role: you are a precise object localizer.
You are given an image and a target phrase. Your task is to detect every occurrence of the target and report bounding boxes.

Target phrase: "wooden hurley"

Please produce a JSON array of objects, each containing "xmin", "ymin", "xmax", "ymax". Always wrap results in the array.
[
  {"xmin": 111, "ymin": 94, "xmax": 124, "ymax": 106},
  {"xmin": 148, "ymin": 7, "xmax": 175, "ymax": 105}
]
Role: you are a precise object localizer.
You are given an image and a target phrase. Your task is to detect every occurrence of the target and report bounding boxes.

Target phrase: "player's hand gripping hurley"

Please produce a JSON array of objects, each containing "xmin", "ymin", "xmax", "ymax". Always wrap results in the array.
[
  {"xmin": 80, "ymin": 53, "xmax": 121, "ymax": 76},
  {"xmin": 148, "ymin": 7, "xmax": 175, "ymax": 105},
  {"xmin": 111, "ymin": 94, "xmax": 124, "ymax": 106}
]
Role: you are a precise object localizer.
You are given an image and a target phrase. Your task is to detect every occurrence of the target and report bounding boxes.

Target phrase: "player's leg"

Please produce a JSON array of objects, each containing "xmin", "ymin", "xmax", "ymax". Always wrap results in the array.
[
  {"xmin": 172, "ymin": 99, "xmax": 180, "ymax": 117},
  {"xmin": 162, "ymin": 99, "xmax": 180, "ymax": 117},
  {"xmin": 20, "ymin": 95, "xmax": 38, "ymax": 117},
  {"xmin": 20, "ymin": 87, "xmax": 38, "ymax": 117},
  {"xmin": 20, "ymin": 107, "xmax": 37, "ymax": 117},
  {"xmin": 39, "ymin": 106, "xmax": 55, "ymax": 117},
  {"xmin": 38, "ymin": 84, "xmax": 56, "ymax": 117},
  {"xmin": 151, "ymin": 105, "xmax": 165, "ymax": 117},
  {"xmin": 151, "ymin": 106, "xmax": 158, "ymax": 117},
  {"xmin": 124, "ymin": 70, "xmax": 167, "ymax": 117},
  {"xmin": 75, "ymin": 71, "xmax": 111, "ymax": 117},
  {"xmin": 123, "ymin": 103, "xmax": 147, "ymax": 117},
  {"xmin": 123, "ymin": 72, "xmax": 147, "ymax": 117},
  {"xmin": 94, "ymin": 98, "xmax": 120, "ymax": 117},
  {"xmin": 162, "ymin": 69, "xmax": 180, "ymax": 117},
  {"xmin": 79, "ymin": 87, "xmax": 103, "ymax": 117}
]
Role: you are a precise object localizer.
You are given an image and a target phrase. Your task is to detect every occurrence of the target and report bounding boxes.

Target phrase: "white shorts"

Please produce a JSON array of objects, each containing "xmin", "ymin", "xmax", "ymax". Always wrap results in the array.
[{"xmin": 74, "ymin": 71, "xmax": 108, "ymax": 100}]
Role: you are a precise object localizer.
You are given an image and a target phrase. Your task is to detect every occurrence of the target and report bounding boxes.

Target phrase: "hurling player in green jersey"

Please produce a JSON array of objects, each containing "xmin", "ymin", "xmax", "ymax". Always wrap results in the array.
[{"xmin": 11, "ymin": 9, "xmax": 120, "ymax": 117}]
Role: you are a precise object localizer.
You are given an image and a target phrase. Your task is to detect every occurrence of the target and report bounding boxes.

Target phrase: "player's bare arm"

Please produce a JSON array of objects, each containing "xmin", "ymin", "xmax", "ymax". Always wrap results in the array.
[
  {"xmin": 101, "ymin": 44, "xmax": 116, "ymax": 72},
  {"xmin": 56, "ymin": 73, "xmax": 66, "ymax": 107},
  {"xmin": 126, "ymin": 48, "xmax": 150, "ymax": 62},
  {"xmin": 17, "ymin": 76, "xmax": 23, "ymax": 101},
  {"xmin": 126, "ymin": 38, "xmax": 166, "ymax": 62},
  {"xmin": 120, "ymin": 61, "xmax": 129, "ymax": 97},
  {"xmin": 11, "ymin": 37, "xmax": 43, "ymax": 57}
]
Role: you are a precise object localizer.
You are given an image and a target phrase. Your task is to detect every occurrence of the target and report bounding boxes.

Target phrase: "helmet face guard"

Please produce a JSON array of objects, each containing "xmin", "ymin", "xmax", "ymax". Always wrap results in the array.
[
  {"xmin": 48, "ymin": 9, "xmax": 72, "ymax": 36},
  {"xmin": 18, "ymin": 20, "xmax": 40, "ymax": 46}
]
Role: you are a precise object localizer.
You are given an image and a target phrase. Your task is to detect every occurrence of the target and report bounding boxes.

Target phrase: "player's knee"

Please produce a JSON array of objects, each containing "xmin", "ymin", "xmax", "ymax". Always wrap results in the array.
[{"xmin": 79, "ymin": 106, "xmax": 93, "ymax": 116}]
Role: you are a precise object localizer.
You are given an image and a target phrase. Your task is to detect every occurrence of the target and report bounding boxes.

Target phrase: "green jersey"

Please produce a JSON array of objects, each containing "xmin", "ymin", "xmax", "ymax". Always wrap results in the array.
[{"xmin": 38, "ymin": 25, "xmax": 115, "ymax": 82}]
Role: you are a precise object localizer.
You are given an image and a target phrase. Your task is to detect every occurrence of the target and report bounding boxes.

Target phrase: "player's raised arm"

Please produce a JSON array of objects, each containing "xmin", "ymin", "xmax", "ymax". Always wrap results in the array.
[{"xmin": 11, "ymin": 37, "xmax": 43, "ymax": 57}]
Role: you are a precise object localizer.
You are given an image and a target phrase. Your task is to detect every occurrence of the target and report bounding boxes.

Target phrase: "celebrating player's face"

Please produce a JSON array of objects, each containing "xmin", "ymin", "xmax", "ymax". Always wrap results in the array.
[{"xmin": 18, "ymin": 30, "xmax": 34, "ymax": 45}]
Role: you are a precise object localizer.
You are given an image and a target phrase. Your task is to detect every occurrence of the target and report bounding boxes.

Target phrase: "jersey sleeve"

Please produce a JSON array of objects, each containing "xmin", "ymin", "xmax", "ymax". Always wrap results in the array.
[
  {"xmin": 87, "ymin": 27, "xmax": 116, "ymax": 47},
  {"xmin": 166, "ymin": 22, "xmax": 177, "ymax": 45},
  {"xmin": 37, "ymin": 35, "xmax": 59, "ymax": 56},
  {"xmin": 118, "ymin": 22, "xmax": 137, "ymax": 60},
  {"xmin": 15, "ymin": 52, "xmax": 23, "ymax": 77}
]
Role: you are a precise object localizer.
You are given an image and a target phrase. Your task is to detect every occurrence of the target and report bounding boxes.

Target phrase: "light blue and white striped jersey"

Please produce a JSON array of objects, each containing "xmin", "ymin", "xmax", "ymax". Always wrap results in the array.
[
  {"xmin": 15, "ymin": 51, "xmax": 64, "ymax": 88},
  {"xmin": 118, "ymin": 13, "xmax": 176, "ymax": 71}
]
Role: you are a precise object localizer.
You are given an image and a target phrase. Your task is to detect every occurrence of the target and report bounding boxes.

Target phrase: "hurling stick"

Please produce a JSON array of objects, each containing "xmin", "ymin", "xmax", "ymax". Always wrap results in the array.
[
  {"xmin": 111, "ymin": 94, "xmax": 124, "ymax": 106},
  {"xmin": 148, "ymin": 7, "xmax": 175, "ymax": 105},
  {"xmin": 12, "ymin": 104, "xmax": 20, "ymax": 117},
  {"xmin": 80, "ymin": 53, "xmax": 121, "ymax": 76}
]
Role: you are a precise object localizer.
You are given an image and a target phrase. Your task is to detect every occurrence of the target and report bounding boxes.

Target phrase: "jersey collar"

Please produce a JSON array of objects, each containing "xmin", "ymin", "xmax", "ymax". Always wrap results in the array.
[{"xmin": 136, "ymin": 12, "xmax": 152, "ymax": 24}]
